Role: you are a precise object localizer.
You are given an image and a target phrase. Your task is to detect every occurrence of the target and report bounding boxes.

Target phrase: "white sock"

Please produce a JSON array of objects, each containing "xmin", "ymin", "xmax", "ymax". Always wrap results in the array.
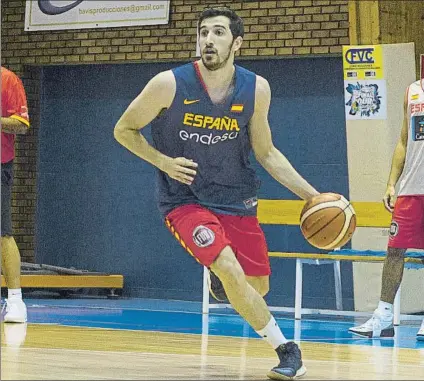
[
  {"xmin": 8, "ymin": 289, "xmax": 22, "ymax": 300},
  {"xmin": 256, "ymin": 316, "xmax": 288, "ymax": 349},
  {"xmin": 377, "ymin": 300, "xmax": 393, "ymax": 315}
]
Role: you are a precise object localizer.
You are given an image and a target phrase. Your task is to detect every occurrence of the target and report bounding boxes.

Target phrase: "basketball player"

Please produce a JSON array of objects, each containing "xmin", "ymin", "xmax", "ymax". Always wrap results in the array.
[
  {"xmin": 115, "ymin": 7, "xmax": 319, "ymax": 379},
  {"xmin": 349, "ymin": 69, "xmax": 424, "ymax": 340},
  {"xmin": 1, "ymin": 66, "xmax": 29, "ymax": 323}
]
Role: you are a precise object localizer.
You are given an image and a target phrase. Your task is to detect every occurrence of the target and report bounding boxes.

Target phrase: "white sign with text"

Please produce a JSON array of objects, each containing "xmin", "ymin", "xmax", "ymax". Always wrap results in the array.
[{"xmin": 25, "ymin": 0, "xmax": 170, "ymax": 31}]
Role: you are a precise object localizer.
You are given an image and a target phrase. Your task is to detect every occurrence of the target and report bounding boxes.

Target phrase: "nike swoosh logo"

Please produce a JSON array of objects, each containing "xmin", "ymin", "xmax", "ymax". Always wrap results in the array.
[
  {"xmin": 184, "ymin": 99, "xmax": 200, "ymax": 105},
  {"xmin": 38, "ymin": 0, "xmax": 84, "ymax": 16}
]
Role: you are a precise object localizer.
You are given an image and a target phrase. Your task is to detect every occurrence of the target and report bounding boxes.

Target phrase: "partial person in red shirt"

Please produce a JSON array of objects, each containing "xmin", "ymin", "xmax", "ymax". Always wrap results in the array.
[{"xmin": 1, "ymin": 66, "xmax": 30, "ymax": 323}]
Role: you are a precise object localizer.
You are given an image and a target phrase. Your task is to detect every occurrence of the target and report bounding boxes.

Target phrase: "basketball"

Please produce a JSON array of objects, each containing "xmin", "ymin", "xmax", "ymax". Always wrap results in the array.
[{"xmin": 300, "ymin": 193, "xmax": 356, "ymax": 250}]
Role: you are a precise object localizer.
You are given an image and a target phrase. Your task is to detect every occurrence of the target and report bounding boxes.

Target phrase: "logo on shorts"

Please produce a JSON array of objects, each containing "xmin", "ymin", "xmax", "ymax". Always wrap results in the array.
[
  {"xmin": 389, "ymin": 221, "xmax": 399, "ymax": 238},
  {"xmin": 243, "ymin": 196, "xmax": 258, "ymax": 209},
  {"xmin": 193, "ymin": 225, "xmax": 215, "ymax": 248}
]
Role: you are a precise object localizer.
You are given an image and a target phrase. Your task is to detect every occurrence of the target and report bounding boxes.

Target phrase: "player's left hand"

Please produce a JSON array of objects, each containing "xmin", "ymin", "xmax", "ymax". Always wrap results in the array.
[{"xmin": 383, "ymin": 185, "xmax": 395, "ymax": 213}]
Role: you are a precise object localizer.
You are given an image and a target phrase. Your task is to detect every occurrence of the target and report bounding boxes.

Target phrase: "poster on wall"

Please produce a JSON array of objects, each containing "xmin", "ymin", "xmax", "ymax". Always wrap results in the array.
[
  {"xmin": 25, "ymin": 0, "xmax": 170, "ymax": 31},
  {"xmin": 343, "ymin": 45, "xmax": 387, "ymax": 120}
]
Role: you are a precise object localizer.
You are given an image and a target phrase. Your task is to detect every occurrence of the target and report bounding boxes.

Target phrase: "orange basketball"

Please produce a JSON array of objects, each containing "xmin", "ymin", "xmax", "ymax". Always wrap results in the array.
[{"xmin": 300, "ymin": 193, "xmax": 356, "ymax": 250}]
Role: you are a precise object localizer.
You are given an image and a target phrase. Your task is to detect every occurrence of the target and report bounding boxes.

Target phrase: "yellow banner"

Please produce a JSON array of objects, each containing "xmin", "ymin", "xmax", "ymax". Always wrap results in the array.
[{"xmin": 343, "ymin": 45, "xmax": 384, "ymax": 80}]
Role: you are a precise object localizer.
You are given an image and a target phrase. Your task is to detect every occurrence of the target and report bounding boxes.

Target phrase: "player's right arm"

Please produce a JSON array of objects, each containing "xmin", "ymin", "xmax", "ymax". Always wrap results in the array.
[
  {"xmin": 249, "ymin": 75, "xmax": 319, "ymax": 200},
  {"xmin": 383, "ymin": 88, "xmax": 409, "ymax": 212},
  {"xmin": 1, "ymin": 70, "xmax": 30, "ymax": 135},
  {"xmin": 114, "ymin": 71, "xmax": 197, "ymax": 185}
]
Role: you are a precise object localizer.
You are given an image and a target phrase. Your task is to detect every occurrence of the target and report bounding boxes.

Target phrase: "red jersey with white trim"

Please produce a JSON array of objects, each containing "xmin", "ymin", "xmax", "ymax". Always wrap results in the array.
[{"xmin": 1, "ymin": 67, "xmax": 30, "ymax": 163}]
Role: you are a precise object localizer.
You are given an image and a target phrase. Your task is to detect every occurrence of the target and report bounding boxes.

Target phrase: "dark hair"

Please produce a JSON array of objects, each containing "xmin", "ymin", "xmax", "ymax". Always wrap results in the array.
[{"xmin": 198, "ymin": 7, "xmax": 244, "ymax": 38}]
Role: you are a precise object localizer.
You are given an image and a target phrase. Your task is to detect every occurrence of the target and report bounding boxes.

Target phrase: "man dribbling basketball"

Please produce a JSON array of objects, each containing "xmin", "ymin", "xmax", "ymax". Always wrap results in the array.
[
  {"xmin": 115, "ymin": 7, "xmax": 320, "ymax": 379},
  {"xmin": 349, "ymin": 61, "xmax": 424, "ymax": 341}
]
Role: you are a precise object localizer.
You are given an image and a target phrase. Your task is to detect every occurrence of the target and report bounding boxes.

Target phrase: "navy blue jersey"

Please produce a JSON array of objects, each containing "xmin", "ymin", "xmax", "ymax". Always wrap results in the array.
[{"xmin": 150, "ymin": 62, "xmax": 260, "ymax": 217}]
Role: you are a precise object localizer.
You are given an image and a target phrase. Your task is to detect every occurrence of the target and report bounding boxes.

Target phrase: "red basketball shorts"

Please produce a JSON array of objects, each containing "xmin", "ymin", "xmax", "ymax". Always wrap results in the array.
[
  {"xmin": 165, "ymin": 204, "xmax": 271, "ymax": 276},
  {"xmin": 388, "ymin": 195, "xmax": 424, "ymax": 249}
]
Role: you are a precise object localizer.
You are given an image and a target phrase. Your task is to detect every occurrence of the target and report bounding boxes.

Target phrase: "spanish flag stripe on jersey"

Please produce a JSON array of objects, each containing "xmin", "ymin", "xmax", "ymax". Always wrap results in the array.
[{"xmin": 231, "ymin": 104, "xmax": 244, "ymax": 113}]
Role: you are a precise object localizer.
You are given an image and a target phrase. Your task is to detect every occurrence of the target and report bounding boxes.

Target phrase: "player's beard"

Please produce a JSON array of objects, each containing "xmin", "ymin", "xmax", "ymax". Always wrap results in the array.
[{"xmin": 202, "ymin": 42, "xmax": 233, "ymax": 71}]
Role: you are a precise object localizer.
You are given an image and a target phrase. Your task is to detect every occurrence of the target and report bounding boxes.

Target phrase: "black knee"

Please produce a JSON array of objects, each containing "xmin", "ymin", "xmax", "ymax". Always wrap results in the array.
[{"xmin": 387, "ymin": 247, "xmax": 407, "ymax": 259}]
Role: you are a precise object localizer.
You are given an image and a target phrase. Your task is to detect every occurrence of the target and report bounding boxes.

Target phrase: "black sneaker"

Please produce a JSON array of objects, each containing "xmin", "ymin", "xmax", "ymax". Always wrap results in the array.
[
  {"xmin": 267, "ymin": 342, "xmax": 307, "ymax": 380},
  {"xmin": 207, "ymin": 270, "xmax": 228, "ymax": 302}
]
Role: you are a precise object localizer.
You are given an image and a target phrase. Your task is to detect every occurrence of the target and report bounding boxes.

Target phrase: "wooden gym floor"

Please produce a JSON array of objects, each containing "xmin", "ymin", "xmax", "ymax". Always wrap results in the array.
[{"xmin": 1, "ymin": 298, "xmax": 423, "ymax": 380}]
